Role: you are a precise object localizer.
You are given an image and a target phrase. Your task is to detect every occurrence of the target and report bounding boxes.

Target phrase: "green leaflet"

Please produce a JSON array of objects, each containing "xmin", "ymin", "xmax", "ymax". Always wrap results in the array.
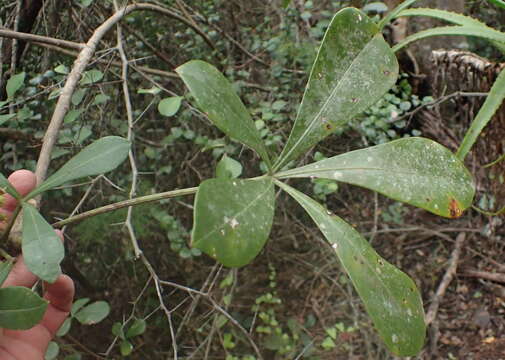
[
  {"xmin": 0, "ymin": 260, "xmax": 13, "ymax": 287},
  {"xmin": 27, "ymin": 136, "xmax": 130, "ymax": 199},
  {"xmin": 396, "ymin": 8, "xmax": 505, "ymax": 54},
  {"xmin": 22, "ymin": 203, "xmax": 64, "ymax": 283},
  {"xmin": 274, "ymin": 8, "xmax": 399, "ymax": 171},
  {"xmin": 276, "ymin": 137, "xmax": 475, "ymax": 218},
  {"xmin": 0, "ymin": 286, "xmax": 48, "ymax": 330},
  {"xmin": 393, "ymin": 26, "xmax": 505, "ymax": 53},
  {"xmin": 277, "ymin": 181, "xmax": 425, "ymax": 356},
  {"xmin": 176, "ymin": 61, "xmax": 272, "ymax": 169},
  {"xmin": 457, "ymin": 69, "xmax": 505, "ymax": 160},
  {"xmin": 0, "ymin": 172, "xmax": 21, "ymax": 200},
  {"xmin": 377, "ymin": 0, "xmax": 418, "ymax": 30},
  {"xmin": 192, "ymin": 178, "xmax": 275, "ymax": 267}
]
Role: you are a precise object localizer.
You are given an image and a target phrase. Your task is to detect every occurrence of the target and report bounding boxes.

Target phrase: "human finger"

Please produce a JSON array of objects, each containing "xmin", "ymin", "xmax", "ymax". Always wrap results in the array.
[
  {"xmin": 40, "ymin": 274, "xmax": 75, "ymax": 337},
  {"xmin": 0, "ymin": 170, "xmax": 37, "ymax": 230}
]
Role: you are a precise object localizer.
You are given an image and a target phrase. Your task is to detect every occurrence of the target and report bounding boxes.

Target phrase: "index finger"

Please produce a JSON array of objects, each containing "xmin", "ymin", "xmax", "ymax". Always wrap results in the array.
[{"xmin": 1, "ymin": 170, "xmax": 37, "ymax": 212}]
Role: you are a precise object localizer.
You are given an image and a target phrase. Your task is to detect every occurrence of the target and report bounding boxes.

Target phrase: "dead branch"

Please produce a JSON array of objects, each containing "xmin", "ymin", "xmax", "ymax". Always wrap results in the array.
[
  {"xmin": 426, "ymin": 232, "xmax": 466, "ymax": 325},
  {"xmin": 460, "ymin": 269, "xmax": 505, "ymax": 284},
  {"xmin": 0, "ymin": 27, "xmax": 85, "ymax": 50}
]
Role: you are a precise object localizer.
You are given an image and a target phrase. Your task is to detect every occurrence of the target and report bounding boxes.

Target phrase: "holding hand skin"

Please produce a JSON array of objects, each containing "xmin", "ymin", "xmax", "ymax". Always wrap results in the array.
[{"xmin": 0, "ymin": 170, "xmax": 74, "ymax": 360}]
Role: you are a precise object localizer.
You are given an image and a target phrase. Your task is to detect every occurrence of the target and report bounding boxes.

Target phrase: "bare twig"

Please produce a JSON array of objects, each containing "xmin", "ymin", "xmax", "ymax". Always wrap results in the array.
[
  {"xmin": 0, "ymin": 27, "xmax": 85, "ymax": 50},
  {"xmin": 425, "ymin": 232, "xmax": 466, "ymax": 325},
  {"xmin": 460, "ymin": 269, "xmax": 505, "ymax": 284},
  {"xmin": 425, "ymin": 232, "xmax": 465, "ymax": 357},
  {"xmin": 33, "ymin": 3, "xmax": 213, "ymax": 190}
]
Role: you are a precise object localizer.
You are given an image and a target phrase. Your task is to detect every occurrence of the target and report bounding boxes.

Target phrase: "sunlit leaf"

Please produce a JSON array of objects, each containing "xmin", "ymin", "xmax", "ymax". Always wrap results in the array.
[
  {"xmin": 6, "ymin": 72, "xmax": 25, "ymax": 99},
  {"xmin": 277, "ymin": 181, "xmax": 425, "ymax": 356},
  {"xmin": 27, "ymin": 136, "xmax": 130, "ymax": 198},
  {"xmin": 277, "ymin": 137, "xmax": 474, "ymax": 218},
  {"xmin": 22, "ymin": 203, "xmax": 64, "ymax": 283},
  {"xmin": 176, "ymin": 60, "xmax": 272, "ymax": 169},
  {"xmin": 274, "ymin": 8, "xmax": 399, "ymax": 170},
  {"xmin": 120, "ymin": 340, "xmax": 133, "ymax": 356},
  {"xmin": 192, "ymin": 178, "xmax": 275, "ymax": 267},
  {"xmin": 158, "ymin": 96, "xmax": 183, "ymax": 117},
  {"xmin": 74, "ymin": 301, "xmax": 110, "ymax": 325},
  {"xmin": 0, "ymin": 286, "xmax": 48, "ymax": 330}
]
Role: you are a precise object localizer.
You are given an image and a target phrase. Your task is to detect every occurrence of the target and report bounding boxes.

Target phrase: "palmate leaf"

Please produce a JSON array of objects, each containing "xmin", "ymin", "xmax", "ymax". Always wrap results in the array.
[
  {"xmin": 274, "ymin": 8, "xmax": 399, "ymax": 171},
  {"xmin": 0, "ymin": 286, "xmax": 48, "ymax": 330},
  {"xmin": 176, "ymin": 61, "xmax": 272, "ymax": 169},
  {"xmin": 192, "ymin": 178, "xmax": 275, "ymax": 267},
  {"xmin": 276, "ymin": 137, "xmax": 474, "ymax": 218},
  {"xmin": 27, "ymin": 136, "xmax": 130, "ymax": 199},
  {"xmin": 276, "ymin": 181, "xmax": 425, "ymax": 356},
  {"xmin": 22, "ymin": 203, "xmax": 64, "ymax": 283}
]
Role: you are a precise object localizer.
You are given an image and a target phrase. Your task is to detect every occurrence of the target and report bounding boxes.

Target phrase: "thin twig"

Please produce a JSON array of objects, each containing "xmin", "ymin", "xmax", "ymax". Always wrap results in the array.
[
  {"xmin": 0, "ymin": 27, "xmax": 85, "ymax": 50},
  {"xmin": 426, "ymin": 232, "xmax": 466, "ymax": 326},
  {"xmin": 460, "ymin": 269, "xmax": 505, "ymax": 284}
]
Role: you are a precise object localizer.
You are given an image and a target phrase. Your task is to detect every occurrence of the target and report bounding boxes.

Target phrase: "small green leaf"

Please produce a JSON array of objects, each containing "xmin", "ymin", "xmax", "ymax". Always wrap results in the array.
[
  {"xmin": 176, "ymin": 60, "xmax": 272, "ymax": 169},
  {"xmin": 71, "ymin": 298, "xmax": 90, "ymax": 316},
  {"xmin": 321, "ymin": 337, "xmax": 336, "ymax": 349},
  {"xmin": 80, "ymin": 70, "xmax": 103, "ymax": 85},
  {"xmin": 6, "ymin": 72, "xmax": 25, "ymax": 99},
  {"xmin": 126, "ymin": 318, "xmax": 146, "ymax": 338},
  {"xmin": 216, "ymin": 155, "xmax": 243, "ymax": 179},
  {"xmin": 0, "ymin": 113, "xmax": 16, "ymax": 125},
  {"xmin": 325, "ymin": 327, "xmax": 337, "ymax": 339},
  {"xmin": 0, "ymin": 260, "xmax": 14, "ymax": 287},
  {"xmin": 64, "ymin": 109, "xmax": 83, "ymax": 124},
  {"xmin": 277, "ymin": 181, "xmax": 426, "ymax": 356},
  {"xmin": 457, "ymin": 68, "xmax": 505, "ymax": 160},
  {"xmin": 54, "ymin": 65, "xmax": 69, "ymax": 74},
  {"xmin": 277, "ymin": 137, "xmax": 474, "ymax": 218},
  {"xmin": 71, "ymin": 88, "xmax": 87, "ymax": 106},
  {"xmin": 22, "ymin": 203, "xmax": 64, "ymax": 283},
  {"xmin": 27, "ymin": 136, "xmax": 131, "ymax": 199},
  {"xmin": 274, "ymin": 8, "xmax": 399, "ymax": 170},
  {"xmin": 0, "ymin": 286, "xmax": 48, "ymax": 330},
  {"xmin": 56, "ymin": 317, "xmax": 72, "ymax": 336},
  {"xmin": 0, "ymin": 172, "xmax": 21, "ymax": 199},
  {"xmin": 158, "ymin": 96, "xmax": 183, "ymax": 117},
  {"xmin": 45, "ymin": 341, "xmax": 59, "ymax": 360},
  {"xmin": 282, "ymin": 0, "xmax": 293, "ymax": 8},
  {"xmin": 112, "ymin": 322, "xmax": 126, "ymax": 339},
  {"xmin": 74, "ymin": 301, "xmax": 110, "ymax": 325},
  {"xmin": 93, "ymin": 93, "xmax": 110, "ymax": 105},
  {"xmin": 137, "ymin": 86, "xmax": 161, "ymax": 95},
  {"xmin": 120, "ymin": 340, "xmax": 133, "ymax": 356},
  {"xmin": 192, "ymin": 178, "xmax": 275, "ymax": 267}
]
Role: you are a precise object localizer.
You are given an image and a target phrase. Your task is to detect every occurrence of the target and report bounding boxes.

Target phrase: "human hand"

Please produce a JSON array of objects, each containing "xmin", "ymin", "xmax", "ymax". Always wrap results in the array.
[{"xmin": 0, "ymin": 170, "xmax": 74, "ymax": 360}]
